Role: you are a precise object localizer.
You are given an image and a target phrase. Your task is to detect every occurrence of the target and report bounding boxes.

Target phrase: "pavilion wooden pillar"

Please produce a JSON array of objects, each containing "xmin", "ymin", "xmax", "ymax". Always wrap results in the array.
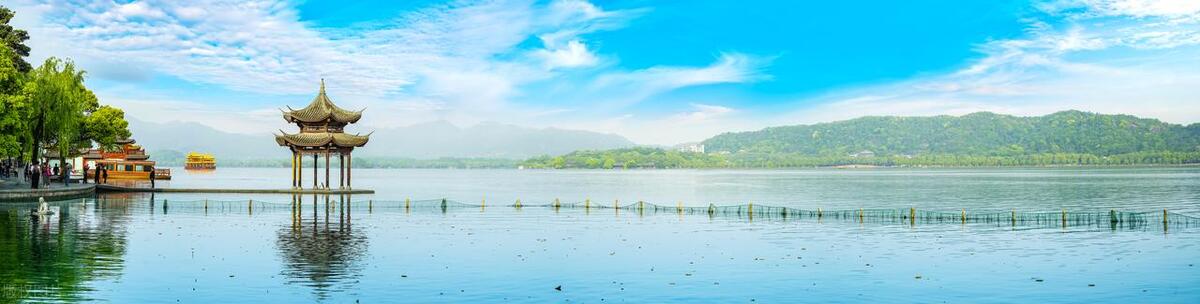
[
  {"xmin": 296, "ymin": 152, "xmax": 303, "ymax": 189},
  {"xmin": 324, "ymin": 152, "xmax": 331, "ymax": 189},
  {"xmin": 312, "ymin": 154, "xmax": 317, "ymax": 189},
  {"xmin": 291, "ymin": 151, "xmax": 297, "ymax": 188},
  {"xmin": 339, "ymin": 153, "xmax": 345, "ymax": 189},
  {"xmin": 347, "ymin": 154, "xmax": 352, "ymax": 189}
]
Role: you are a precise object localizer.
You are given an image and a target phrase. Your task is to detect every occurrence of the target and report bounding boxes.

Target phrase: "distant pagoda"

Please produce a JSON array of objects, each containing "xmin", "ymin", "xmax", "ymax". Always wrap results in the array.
[{"xmin": 276, "ymin": 80, "xmax": 370, "ymax": 189}]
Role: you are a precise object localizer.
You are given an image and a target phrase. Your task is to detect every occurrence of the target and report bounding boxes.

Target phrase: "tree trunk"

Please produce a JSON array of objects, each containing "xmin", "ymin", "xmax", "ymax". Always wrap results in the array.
[
  {"xmin": 29, "ymin": 114, "xmax": 43, "ymax": 189},
  {"xmin": 60, "ymin": 155, "xmax": 68, "ymax": 185}
]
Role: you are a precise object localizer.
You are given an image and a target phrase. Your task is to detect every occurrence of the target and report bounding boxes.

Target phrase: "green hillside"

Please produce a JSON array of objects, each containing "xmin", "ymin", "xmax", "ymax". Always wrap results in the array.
[
  {"xmin": 522, "ymin": 111, "xmax": 1200, "ymax": 168},
  {"xmin": 703, "ymin": 111, "xmax": 1200, "ymax": 156}
]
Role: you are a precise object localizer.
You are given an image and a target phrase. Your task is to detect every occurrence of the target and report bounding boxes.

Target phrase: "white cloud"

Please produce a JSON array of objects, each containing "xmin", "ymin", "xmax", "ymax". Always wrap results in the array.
[
  {"xmin": 776, "ymin": 0, "xmax": 1200, "ymax": 126},
  {"xmin": 1042, "ymin": 0, "xmax": 1200, "ymax": 18},
  {"xmin": 585, "ymin": 53, "xmax": 767, "ymax": 110},
  {"xmin": 7, "ymin": 0, "xmax": 769, "ymax": 144},
  {"xmin": 554, "ymin": 103, "xmax": 753, "ymax": 144},
  {"xmin": 532, "ymin": 39, "xmax": 598, "ymax": 69}
]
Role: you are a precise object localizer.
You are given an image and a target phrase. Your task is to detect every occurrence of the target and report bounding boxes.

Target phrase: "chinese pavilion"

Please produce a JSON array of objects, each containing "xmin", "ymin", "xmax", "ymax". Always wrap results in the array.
[{"xmin": 276, "ymin": 80, "xmax": 370, "ymax": 189}]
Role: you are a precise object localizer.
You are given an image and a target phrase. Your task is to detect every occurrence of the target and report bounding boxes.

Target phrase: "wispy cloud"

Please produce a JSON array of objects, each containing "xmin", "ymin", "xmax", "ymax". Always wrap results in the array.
[
  {"xmin": 780, "ymin": 0, "xmax": 1200, "ymax": 125},
  {"xmin": 585, "ymin": 53, "xmax": 769, "ymax": 109},
  {"xmin": 11, "ymin": 0, "xmax": 752, "ymax": 141}
]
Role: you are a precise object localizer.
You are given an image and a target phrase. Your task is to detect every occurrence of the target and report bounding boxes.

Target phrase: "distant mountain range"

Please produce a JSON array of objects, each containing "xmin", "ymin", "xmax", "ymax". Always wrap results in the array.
[
  {"xmin": 703, "ymin": 110, "xmax": 1200, "ymax": 156},
  {"xmin": 128, "ymin": 119, "xmax": 635, "ymax": 162}
]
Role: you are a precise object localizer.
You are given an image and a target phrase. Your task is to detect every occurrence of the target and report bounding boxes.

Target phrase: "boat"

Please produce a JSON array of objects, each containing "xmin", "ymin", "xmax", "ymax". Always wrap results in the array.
[
  {"xmin": 93, "ymin": 159, "xmax": 172, "ymax": 180},
  {"xmin": 185, "ymin": 152, "xmax": 217, "ymax": 170},
  {"xmin": 83, "ymin": 138, "xmax": 172, "ymax": 180}
]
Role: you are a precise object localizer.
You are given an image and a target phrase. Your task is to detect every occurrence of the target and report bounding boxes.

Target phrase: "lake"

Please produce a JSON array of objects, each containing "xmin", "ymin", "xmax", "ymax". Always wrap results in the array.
[{"xmin": 2, "ymin": 167, "xmax": 1198, "ymax": 303}]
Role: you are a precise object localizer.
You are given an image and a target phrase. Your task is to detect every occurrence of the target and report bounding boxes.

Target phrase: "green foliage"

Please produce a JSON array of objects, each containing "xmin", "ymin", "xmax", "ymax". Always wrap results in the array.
[
  {"xmin": 0, "ymin": 6, "xmax": 31, "ymax": 72},
  {"xmin": 0, "ymin": 7, "xmax": 129, "ymax": 168},
  {"xmin": 83, "ymin": 105, "xmax": 132, "ymax": 150},
  {"xmin": 0, "ymin": 43, "xmax": 28, "ymax": 157},
  {"xmin": 524, "ymin": 111, "xmax": 1200, "ymax": 169},
  {"xmin": 703, "ymin": 111, "xmax": 1200, "ymax": 156},
  {"xmin": 25, "ymin": 57, "xmax": 91, "ymax": 160}
]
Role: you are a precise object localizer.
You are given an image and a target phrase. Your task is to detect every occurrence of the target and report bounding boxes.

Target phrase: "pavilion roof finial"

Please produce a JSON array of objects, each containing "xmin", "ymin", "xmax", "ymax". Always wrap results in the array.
[{"xmin": 319, "ymin": 78, "xmax": 326, "ymax": 94}]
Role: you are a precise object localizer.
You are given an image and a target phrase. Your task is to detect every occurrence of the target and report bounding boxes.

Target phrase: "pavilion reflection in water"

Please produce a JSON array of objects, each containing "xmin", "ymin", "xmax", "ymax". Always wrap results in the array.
[{"xmin": 277, "ymin": 194, "xmax": 368, "ymax": 300}]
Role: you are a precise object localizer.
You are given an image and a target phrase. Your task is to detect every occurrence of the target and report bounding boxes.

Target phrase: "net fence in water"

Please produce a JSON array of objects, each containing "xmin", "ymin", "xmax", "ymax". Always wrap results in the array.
[{"xmin": 71, "ymin": 196, "xmax": 1200, "ymax": 231}]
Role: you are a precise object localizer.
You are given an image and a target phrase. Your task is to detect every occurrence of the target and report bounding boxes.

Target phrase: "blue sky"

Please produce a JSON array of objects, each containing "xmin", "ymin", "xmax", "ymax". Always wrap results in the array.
[{"xmin": 10, "ymin": 0, "xmax": 1200, "ymax": 144}]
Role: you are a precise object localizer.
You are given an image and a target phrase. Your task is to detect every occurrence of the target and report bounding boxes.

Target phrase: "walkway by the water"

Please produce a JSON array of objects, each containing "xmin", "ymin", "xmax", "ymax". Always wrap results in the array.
[{"xmin": 0, "ymin": 176, "xmax": 96, "ymax": 202}]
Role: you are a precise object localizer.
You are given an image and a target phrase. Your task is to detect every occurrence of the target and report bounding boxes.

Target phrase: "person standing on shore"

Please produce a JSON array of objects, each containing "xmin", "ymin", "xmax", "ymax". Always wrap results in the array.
[
  {"xmin": 149, "ymin": 166, "xmax": 155, "ymax": 188},
  {"xmin": 64, "ymin": 162, "xmax": 72, "ymax": 186},
  {"xmin": 42, "ymin": 163, "xmax": 50, "ymax": 188},
  {"xmin": 82, "ymin": 163, "xmax": 89, "ymax": 184},
  {"xmin": 29, "ymin": 163, "xmax": 39, "ymax": 189}
]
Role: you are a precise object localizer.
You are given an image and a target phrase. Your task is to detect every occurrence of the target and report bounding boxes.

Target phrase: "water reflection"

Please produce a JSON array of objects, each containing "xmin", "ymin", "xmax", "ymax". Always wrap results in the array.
[
  {"xmin": 276, "ymin": 194, "xmax": 367, "ymax": 300},
  {"xmin": 0, "ymin": 197, "xmax": 131, "ymax": 302}
]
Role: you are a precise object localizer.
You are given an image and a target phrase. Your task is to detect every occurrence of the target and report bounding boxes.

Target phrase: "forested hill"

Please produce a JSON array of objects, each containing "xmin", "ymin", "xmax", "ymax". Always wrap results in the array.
[{"xmin": 703, "ymin": 111, "xmax": 1200, "ymax": 156}]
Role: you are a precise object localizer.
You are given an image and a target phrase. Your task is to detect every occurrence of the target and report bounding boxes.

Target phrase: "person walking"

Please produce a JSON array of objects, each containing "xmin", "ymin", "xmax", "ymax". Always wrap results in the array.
[
  {"xmin": 64, "ymin": 162, "xmax": 72, "ymax": 186},
  {"xmin": 42, "ymin": 163, "xmax": 51, "ymax": 188}
]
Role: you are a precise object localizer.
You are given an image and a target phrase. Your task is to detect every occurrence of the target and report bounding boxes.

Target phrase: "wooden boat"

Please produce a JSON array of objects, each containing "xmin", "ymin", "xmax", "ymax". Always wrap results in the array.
[
  {"xmin": 88, "ymin": 160, "xmax": 172, "ymax": 180},
  {"xmin": 185, "ymin": 152, "xmax": 216, "ymax": 170},
  {"xmin": 82, "ymin": 138, "xmax": 171, "ymax": 180}
]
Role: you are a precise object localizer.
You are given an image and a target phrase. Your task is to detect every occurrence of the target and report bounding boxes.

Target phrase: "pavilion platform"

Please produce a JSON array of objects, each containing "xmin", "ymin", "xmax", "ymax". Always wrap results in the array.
[{"xmin": 96, "ymin": 184, "xmax": 374, "ymax": 194}]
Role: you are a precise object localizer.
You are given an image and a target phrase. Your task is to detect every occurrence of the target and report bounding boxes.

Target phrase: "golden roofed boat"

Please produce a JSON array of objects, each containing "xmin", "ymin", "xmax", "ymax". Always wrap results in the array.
[{"xmin": 185, "ymin": 152, "xmax": 217, "ymax": 170}]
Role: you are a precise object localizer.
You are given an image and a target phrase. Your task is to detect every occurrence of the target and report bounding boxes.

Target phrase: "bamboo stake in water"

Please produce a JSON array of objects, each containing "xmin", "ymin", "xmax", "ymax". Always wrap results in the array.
[
  {"xmin": 677, "ymin": 201, "xmax": 683, "ymax": 214},
  {"xmin": 405, "ymin": 198, "xmax": 410, "ymax": 212},
  {"xmin": 1163, "ymin": 209, "xmax": 1169, "ymax": 233},
  {"xmin": 1061, "ymin": 209, "xmax": 1067, "ymax": 228},
  {"xmin": 747, "ymin": 202, "xmax": 753, "ymax": 221}
]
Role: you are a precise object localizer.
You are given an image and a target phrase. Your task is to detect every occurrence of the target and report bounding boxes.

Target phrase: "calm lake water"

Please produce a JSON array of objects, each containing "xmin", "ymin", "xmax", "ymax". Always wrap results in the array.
[{"xmin": 2, "ymin": 167, "xmax": 1199, "ymax": 303}]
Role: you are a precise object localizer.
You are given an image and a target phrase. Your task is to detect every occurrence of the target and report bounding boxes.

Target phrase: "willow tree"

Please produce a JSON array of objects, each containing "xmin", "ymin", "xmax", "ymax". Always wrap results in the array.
[{"xmin": 24, "ymin": 57, "xmax": 90, "ymax": 188}]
